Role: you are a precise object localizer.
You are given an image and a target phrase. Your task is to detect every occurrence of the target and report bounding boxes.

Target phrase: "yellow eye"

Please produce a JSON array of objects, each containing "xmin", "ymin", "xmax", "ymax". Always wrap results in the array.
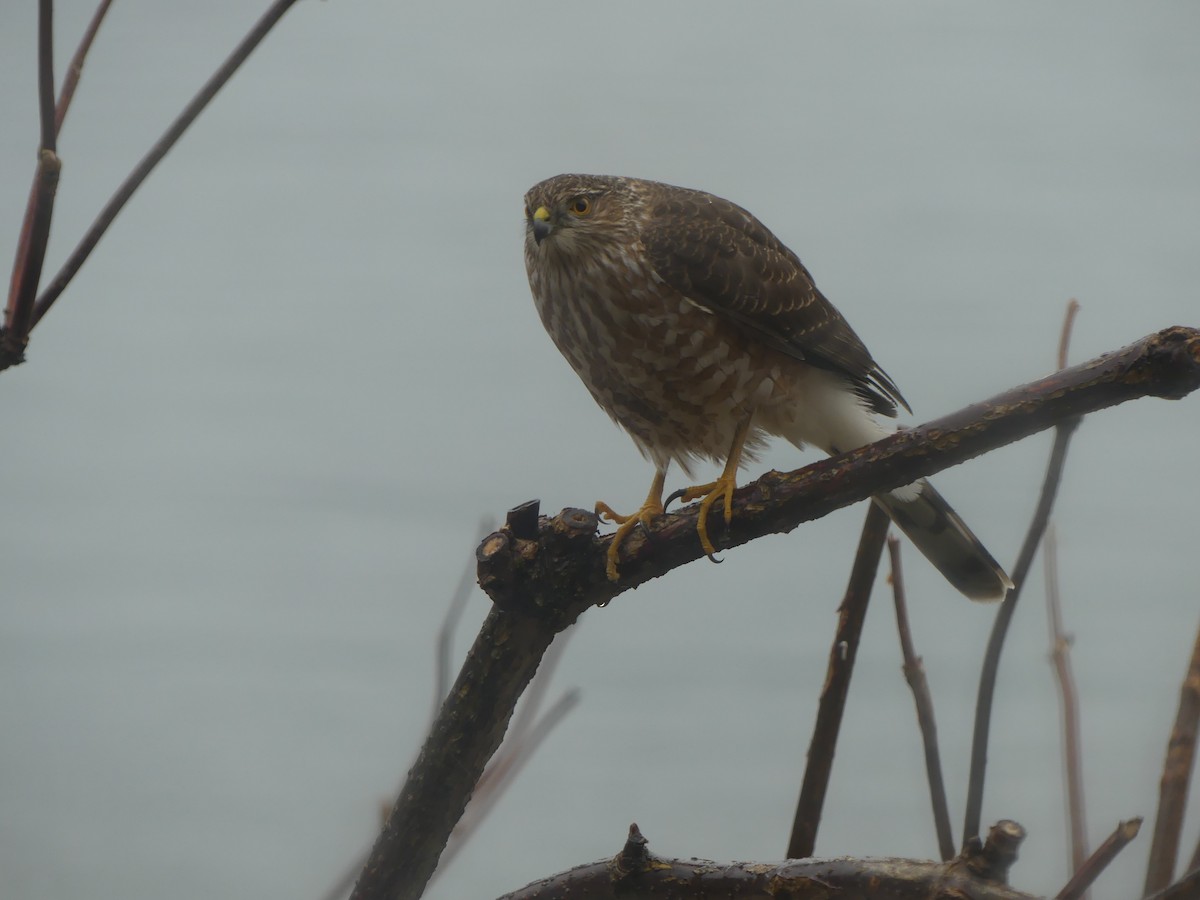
[{"xmin": 568, "ymin": 196, "xmax": 592, "ymax": 216}]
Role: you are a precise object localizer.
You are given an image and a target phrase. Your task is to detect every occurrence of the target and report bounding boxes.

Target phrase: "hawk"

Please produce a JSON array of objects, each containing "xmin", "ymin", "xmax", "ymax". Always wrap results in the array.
[{"xmin": 522, "ymin": 174, "xmax": 1011, "ymax": 601}]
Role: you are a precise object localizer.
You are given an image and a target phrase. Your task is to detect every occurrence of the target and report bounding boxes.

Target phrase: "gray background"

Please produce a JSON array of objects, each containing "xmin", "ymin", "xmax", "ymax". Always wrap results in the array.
[{"xmin": 2, "ymin": 2, "xmax": 1197, "ymax": 898}]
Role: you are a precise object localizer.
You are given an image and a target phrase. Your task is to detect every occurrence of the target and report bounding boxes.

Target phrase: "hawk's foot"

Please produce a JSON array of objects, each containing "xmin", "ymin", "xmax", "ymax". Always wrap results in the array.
[
  {"xmin": 595, "ymin": 468, "xmax": 668, "ymax": 581},
  {"xmin": 668, "ymin": 469, "xmax": 739, "ymax": 562},
  {"xmin": 596, "ymin": 496, "xmax": 665, "ymax": 581}
]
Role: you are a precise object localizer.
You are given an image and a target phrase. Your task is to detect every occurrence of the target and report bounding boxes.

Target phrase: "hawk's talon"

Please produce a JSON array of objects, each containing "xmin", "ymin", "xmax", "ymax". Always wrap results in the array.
[{"xmin": 664, "ymin": 487, "xmax": 687, "ymax": 511}]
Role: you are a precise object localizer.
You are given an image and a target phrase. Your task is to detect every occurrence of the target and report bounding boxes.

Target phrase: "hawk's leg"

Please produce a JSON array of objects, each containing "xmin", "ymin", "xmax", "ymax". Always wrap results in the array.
[
  {"xmin": 669, "ymin": 414, "xmax": 754, "ymax": 562},
  {"xmin": 595, "ymin": 467, "xmax": 667, "ymax": 581}
]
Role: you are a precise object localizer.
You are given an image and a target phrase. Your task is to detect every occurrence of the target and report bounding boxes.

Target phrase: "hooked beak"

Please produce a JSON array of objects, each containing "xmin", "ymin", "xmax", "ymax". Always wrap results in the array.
[{"xmin": 531, "ymin": 206, "xmax": 552, "ymax": 245}]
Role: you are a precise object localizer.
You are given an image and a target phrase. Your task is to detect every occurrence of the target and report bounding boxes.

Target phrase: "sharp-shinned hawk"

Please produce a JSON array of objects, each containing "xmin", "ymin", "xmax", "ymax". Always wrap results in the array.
[{"xmin": 522, "ymin": 173, "xmax": 1011, "ymax": 601}]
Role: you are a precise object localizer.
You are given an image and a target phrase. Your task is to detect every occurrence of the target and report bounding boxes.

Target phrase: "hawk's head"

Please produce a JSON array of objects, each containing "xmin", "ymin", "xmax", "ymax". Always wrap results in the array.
[{"xmin": 523, "ymin": 174, "xmax": 638, "ymax": 258}]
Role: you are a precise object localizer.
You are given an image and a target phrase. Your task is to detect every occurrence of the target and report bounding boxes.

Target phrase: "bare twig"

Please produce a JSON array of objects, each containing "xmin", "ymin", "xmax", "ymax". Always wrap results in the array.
[
  {"xmin": 888, "ymin": 537, "xmax": 955, "ymax": 862},
  {"xmin": 1144, "ymin": 620, "xmax": 1200, "ymax": 894},
  {"xmin": 439, "ymin": 685, "xmax": 582, "ymax": 874},
  {"xmin": 1044, "ymin": 526, "xmax": 1089, "ymax": 887},
  {"xmin": 1058, "ymin": 299, "xmax": 1081, "ymax": 370},
  {"xmin": 1055, "ymin": 817, "xmax": 1142, "ymax": 900},
  {"xmin": 1043, "ymin": 301, "xmax": 1089, "ymax": 889},
  {"xmin": 55, "ymin": 0, "xmax": 115, "ymax": 134},
  {"xmin": 2, "ymin": 0, "xmax": 62, "ymax": 367},
  {"xmin": 786, "ymin": 503, "xmax": 890, "ymax": 859},
  {"xmin": 962, "ymin": 306, "xmax": 1088, "ymax": 844},
  {"xmin": 30, "ymin": 0, "xmax": 303, "ymax": 329}
]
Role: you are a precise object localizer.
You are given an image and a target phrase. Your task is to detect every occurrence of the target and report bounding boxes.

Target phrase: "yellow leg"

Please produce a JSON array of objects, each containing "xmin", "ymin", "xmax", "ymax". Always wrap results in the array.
[
  {"xmin": 596, "ymin": 468, "xmax": 667, "ymax": 581},
  {"xmin": 672, "ymin": 415, "xmax": 754, "ymax": 561}
]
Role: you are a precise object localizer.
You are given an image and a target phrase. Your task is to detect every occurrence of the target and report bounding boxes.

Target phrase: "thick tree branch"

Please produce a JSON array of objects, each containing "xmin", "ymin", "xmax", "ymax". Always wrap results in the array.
[
  {"xmin": 498, "ymin": 821, "xmax": 1039, "ymax": 900},
  {"xmin": 350, "ymin": 509, "xmax": 596, "ymax": 900},
  {"xmin": 479, "ymin": 326, "xmax": 1200, "ymax": 614},
  {"xmin": 357, "ymin": 328, "xmax": 1198, "ymax": 900}
]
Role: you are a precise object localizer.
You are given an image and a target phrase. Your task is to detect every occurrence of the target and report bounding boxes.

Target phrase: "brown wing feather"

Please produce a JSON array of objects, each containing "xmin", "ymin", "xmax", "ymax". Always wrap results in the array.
[{"xmin": 640, "ymin": 184, "xmax": 910, "ymax": 417}]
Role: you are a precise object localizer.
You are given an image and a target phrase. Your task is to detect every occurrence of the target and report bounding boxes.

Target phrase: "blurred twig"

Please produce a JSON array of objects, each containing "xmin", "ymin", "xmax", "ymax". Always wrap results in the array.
[
  {"xmin": 1054, "ymin": 817, "xmax": 1141, "ymax": 900},
  {"xmin": 786, "ymin": 503, "xmax": 890, "ymax": 859},
  {"xmin": 888, "ymin": 537, "xmax": 955, "ymax": 862},
  {"xmin": 434, "ymin": 516, "xmax": 497, "ymax": 721},
  {"xmin": 963, "ymin": 302, "xmax": 1084, "ymax": 844},
  {"xmin": 1143, "ymin": 621, "xmax": 1200, "ymax": 894}
]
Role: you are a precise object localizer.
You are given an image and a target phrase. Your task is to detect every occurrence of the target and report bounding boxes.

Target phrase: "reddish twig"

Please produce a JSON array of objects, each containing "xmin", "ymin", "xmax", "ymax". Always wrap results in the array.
[
  {"xmin": 1055, "ymin": 817, "xmax": 1142, "ymax": 900},
  {"xmin": 888, "ymin": 536, "xmax": 955, "ymax": 862},
  {"xmin": 37, "ymin": 0, "xmax": 57, "ymax": 153},
  {"xmin": 29, "ymin": 0, "xmax": 303, "ymax": 330},
  {"xmin": 2, "ymin": 0, "xmax": 62, "ymax": 368},
  {"xmin": 786, "ymin": 503, "xmax": 890, "ymax": 859},
  {"xmin": 1044, "ymin": 526, "xmax": 1089, "ymax": 887},
  {"xmin": 1144, "ymin": 621, "xmax": 1200, "ymax": 894},
  {"xmin": 55, "ymin": 0, "xmax": 115, "ymax": 134}
]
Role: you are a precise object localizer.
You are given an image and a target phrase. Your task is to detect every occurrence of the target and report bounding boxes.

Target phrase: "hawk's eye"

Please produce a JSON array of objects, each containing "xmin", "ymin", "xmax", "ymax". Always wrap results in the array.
[{"xmin": 568, "ymin": 196, "xmax": 592, "ymax": 216}]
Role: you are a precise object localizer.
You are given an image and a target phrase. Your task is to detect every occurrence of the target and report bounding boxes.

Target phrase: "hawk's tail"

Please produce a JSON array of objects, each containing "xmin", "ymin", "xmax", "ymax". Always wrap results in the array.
[{"xmin": 873, "ymin": 480, "xmax": 1012, "ymax": 602}]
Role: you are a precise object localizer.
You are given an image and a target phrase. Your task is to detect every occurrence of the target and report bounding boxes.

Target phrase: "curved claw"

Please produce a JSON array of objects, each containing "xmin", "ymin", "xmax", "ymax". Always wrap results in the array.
[
  {"xmin": 706, "ymin": 551, "xmax": 723, "ymax": 565},
  {"xmin": 664, "ymin": 487, "xmax": 688, "ymax": 511}
]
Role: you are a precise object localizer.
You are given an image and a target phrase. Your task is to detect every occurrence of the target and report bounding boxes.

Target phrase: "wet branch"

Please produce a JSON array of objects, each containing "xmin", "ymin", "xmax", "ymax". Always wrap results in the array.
[
  {"xmin": 479, "ymin": 327, "xmax": 1200, "ymax": 616},
  {"xmin": 499, "ymin": 821, "xmax": 1039, "ymax": 900}
]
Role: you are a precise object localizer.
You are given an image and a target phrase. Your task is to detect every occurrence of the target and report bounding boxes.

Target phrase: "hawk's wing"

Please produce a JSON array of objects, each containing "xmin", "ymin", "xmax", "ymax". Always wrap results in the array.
[{"xmin": 640, "ymin": 186, "xmax": 910, "ymax": 417}]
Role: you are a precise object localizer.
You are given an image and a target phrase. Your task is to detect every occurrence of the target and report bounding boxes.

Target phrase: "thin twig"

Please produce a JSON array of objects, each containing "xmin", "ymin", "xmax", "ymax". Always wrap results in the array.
[
  {"xmin": 1045, "ymin": 526, "xmax": 1089, "ymax": 887},
  {"xmin": 888, "ymin": 537, "xmax": 955, "ymax": 862},
  {"xmin": 786, "ymin": 503, "xmax": 890, "ymax": 859},
  {"xmin": 1058, "ymin": 299, "xmax": 1081, "ymax": 370},
  {"xmin": 55, "ymin": 0, "xmax": 115, "ymax": 134},
  {"xmin": 438, "ymin": 686, "xmax": 582, "ymax": 875},
  {"xmin": 30, "ymin": 0, "xmax": 303, "ymax": 328},
  {"xmin": 962, "ymin": 304, "xmax": 1086, "ymax": 844},
  {"xmin": 1144, "ymin": 620, "xmax": 1200, "ymax": 894},
  {"xmin": 1043, "ymin": 302, "xmax": 1089, "ymax": 890},
  {"xmin": 1055, "ymin": 817, "xmax": 1142, "ymax": 900}
]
